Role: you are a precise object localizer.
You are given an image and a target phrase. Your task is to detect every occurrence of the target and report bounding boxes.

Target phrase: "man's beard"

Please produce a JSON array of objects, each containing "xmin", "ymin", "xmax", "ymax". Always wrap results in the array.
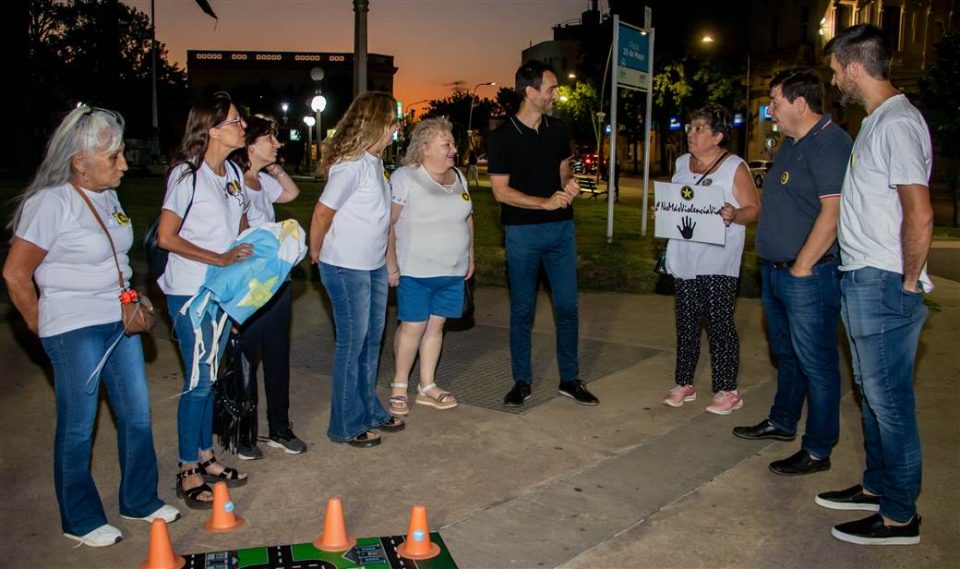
[{"xmin": 837, "ymin": 79, "xmax": 861, "ymax": 107}]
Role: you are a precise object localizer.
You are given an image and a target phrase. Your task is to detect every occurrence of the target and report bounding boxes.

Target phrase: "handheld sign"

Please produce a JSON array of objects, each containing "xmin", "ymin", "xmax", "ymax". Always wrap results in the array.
[{"xmin": 654, "ymin": 181, "xmax": 726, "ymax": 245}]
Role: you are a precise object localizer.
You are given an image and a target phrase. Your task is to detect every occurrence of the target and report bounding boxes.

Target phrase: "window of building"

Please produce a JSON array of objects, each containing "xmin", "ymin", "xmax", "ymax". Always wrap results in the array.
[
  {"xmin": 835, "ymin": 3, "xmax": 854, "ymax": 33},
  {"xmin": 881, "ymin": 3, "xmax": 903, "ymax": 50}
]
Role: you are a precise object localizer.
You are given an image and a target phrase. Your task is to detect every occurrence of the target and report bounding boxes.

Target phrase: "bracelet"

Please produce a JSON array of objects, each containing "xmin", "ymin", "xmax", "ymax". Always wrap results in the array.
[{"xmin": 389, "ymin": 269, "xmax": 400, "ymax": 275}]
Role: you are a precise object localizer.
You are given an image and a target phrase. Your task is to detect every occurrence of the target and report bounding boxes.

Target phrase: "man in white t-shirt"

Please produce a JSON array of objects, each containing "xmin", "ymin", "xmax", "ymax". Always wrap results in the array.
[{"xmin": 816, "ymin": 24, "xmax": 933, "ymax": 546}]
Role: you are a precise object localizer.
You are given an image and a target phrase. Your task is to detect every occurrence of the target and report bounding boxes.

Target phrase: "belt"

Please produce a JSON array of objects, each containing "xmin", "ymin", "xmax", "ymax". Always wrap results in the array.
[{"xmin": 769, "ymin": 254, "xmax": 837, "ymax": 269}]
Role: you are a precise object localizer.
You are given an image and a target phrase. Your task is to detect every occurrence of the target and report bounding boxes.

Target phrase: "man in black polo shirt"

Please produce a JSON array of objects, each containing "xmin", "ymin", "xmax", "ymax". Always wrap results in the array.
[
  {"xmin": 487, "ymin": 60, "xmax": 598, "ymax": 408},
  {"xmin": 733, "ymin": 68, "xmax": 852, "ymax": 475}
]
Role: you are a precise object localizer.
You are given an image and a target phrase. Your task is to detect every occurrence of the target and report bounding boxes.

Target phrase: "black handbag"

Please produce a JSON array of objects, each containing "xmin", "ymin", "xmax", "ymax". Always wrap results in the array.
[
  {"xmin": 213, "ymin": 331, "xmax": 258, "ymax": 454},
  {"xmin": 444, "ymin": 277, "xmax": 475, "ymax": 332}
]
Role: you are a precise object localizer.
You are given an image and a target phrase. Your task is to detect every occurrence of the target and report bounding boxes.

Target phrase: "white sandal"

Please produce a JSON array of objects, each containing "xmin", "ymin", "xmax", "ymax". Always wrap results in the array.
[
  {"xmin": 388, "ymin": 382, "xmax": 410, "ymax": 416},
  {"xmin": 416, "ymin": 383, "xmax": 458, "ymax": 410}
]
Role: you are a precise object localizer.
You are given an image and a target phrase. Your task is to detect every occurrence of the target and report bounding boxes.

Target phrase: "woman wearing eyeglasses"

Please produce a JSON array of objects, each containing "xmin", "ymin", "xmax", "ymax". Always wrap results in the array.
[
  {"xmin": 309, "ymin": 91, "xmax": 404, "ymax": 447},
  {"xmin": 156, "ymin": 92, "xmax": 253, "ymax": 509},
  {"xmin": 661, "ymin": 106, "xmax": 760, "ymax": 415},
  {"xmin": 3, "ymin": 106, "xmax": 179, "ymax": 547}
]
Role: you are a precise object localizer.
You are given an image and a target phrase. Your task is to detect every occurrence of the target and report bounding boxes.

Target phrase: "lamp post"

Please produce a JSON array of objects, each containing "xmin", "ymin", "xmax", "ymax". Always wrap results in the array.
[
  {"xmin": 311, "ymin": 94, "xmax": 327, "ymax": 148},
  {"xmin": 404, "ymin": 99, "xmax": 430, "ymax": 120},
  {"xmin": 700, "ymin": 34, "xmax": 750, "ymax": 158},
  {"xmin": 466, "ymin": 81, "xmax": 496, "ymax": 161},
  {"xmin": 303, "ymin": 115, "xmax": 316, "ymax": 171}
]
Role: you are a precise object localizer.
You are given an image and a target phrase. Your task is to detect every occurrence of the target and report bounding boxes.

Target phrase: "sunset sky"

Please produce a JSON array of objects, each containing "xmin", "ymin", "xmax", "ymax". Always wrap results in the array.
[{"xmin": 122, "ymin": 0, "xmax": 593, "ymax": 111}]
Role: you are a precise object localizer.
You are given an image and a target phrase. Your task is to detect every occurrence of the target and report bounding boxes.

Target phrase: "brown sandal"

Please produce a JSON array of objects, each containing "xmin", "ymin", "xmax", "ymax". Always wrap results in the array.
[
  {"xmin": 388, "ymin": 383, "xmax": 410, "ymax": 416},
  {"xmin": 415, "ymin": 383, "xmax": 458, "ymax": 410}
]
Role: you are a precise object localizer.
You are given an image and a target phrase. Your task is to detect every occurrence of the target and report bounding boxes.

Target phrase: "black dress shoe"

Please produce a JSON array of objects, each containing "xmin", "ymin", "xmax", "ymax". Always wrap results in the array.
[
  {"xmin": 558, "ymin": 380, "xmax": 599, "ymax": 406},
  {"xmin": 815, "ymin": 484, "xmax": 881, "ymax": 512},
  {"xmin": 503, "ymin": 382, "xmax": 532, "ymax": 407},
  {"xmin": 769, "ymin": 449, "xmax": 831, "ymax": 476},
  {"xmin": 832, "ymin": 513, "xmax": 920, "ymax": 545},
  {"xmin": 732, "ymin": 419, "xmax": 796, "ymax": 441}
]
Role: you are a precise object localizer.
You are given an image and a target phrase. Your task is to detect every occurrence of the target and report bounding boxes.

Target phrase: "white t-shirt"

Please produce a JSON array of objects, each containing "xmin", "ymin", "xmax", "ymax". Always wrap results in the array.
[
  {"xmin": 391, "ymin": 165, "xmax": 473, "ymax": 277},
  {"xmin": 665, "ymin": 153, "xmax": 747, "ymax": 279},
  {"xmin": 838, "ymin": 94, "xmax": 934, "ymax": 292},
  {"xmin": 158, "ymin": 161, "xmax": 246, "ymax": 296},
  {"xmin": 16, "ymin": 184, "xmax": 132, "ymax": 337},
  {"xmin": 244, "ymin": 172, "xmax": 283, "ymax": 227},
  {"xmin": 318, "ymin": 152, "xmax": 390, "ymax": 270}
]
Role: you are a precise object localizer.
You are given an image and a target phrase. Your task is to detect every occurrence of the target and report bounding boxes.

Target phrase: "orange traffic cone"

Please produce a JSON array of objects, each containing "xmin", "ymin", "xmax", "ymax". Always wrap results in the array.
[
  {"xmin": 139, "ymin": 519, "xmax": 185, "ymax": 569},
  {"xmin": 313, "ymin": 497, "xmax": 356, "ymax": 552},
  {"xmin": 396, "ymin": 505, "xmax": 440, "ymax": 560},
  {"xmin": 203, "ymin": 481, "xmax": 245, "ymax": 532}
]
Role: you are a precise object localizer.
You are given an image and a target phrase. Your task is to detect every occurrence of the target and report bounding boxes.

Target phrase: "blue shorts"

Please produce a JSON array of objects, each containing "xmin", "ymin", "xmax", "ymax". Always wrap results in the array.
[{"xmin": 397, "ymin": 276, "xmax": 464, "ymax": 322}]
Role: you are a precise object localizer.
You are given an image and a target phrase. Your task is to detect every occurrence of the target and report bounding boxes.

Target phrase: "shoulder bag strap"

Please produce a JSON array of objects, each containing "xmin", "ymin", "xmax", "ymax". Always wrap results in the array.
[
  {"xmin": 70, "ymin": 184, "xmax": 125, "ymax": 290},
  {"xmin": 694, "ymin": 150, "xmax": 729, "ymax": 186}
]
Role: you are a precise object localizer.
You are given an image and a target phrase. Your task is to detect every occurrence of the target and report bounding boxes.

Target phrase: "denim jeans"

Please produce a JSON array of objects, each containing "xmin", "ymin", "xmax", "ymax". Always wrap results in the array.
[
  {"xmin": 505, "ymin": 220, "xmax": 579, "ymax": 383},
  {"xmin": 841, "ymin": 267, "xmax": 927, "ymax": 522},
  {"xmin": 167, "ymin": 294, "xmax": 231, "ymax": 463},
  {"xmin": 761, "ymin": 261, "xmax": 842, "ymax": 459},
  {"xmin": 240, "ymin": 281, "xmax": 293, "ymax": 436},
  {"xmin": 319, "ymin": 262, "xmax": 391, "ymax": 441},
  {"xmin": 41, "ymin": 322, "xmax": 163, "ymax": 535}
]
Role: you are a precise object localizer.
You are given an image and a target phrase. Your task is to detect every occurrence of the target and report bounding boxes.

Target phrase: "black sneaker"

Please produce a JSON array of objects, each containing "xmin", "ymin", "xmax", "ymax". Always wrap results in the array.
[
  {"xmin": 558, "ymin": 380, "xmax": 599, "ymax": 406},
  {"xmin": 236, "ymin": 443, "xmax": 263, "ymax": 461},
  {"xmin": 815, "ymin": 484, "xmax": 880, "ymax": 512},
  {"xmin": 503, "ymin": 382, "xmax": 532, "ymax": 407},
  {"xmin": 732, "ymin": 419, "xmax": 796, "ymax": 441},
  {"xmin": 832, "ymin": 513, "xmax": 920, "ymax": 545},
  {"xmin": 266, "ymin": 425, "xmax": 307, "ymax": 455},
  {"xmin": 769, "ymin": 449, "xmax": 830, "ymax": 476}
]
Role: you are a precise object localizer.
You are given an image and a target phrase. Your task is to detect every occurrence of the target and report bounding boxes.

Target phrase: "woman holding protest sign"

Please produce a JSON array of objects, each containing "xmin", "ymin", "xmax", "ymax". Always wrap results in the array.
[{"xmin": 661, "ymin": 105, "xmax": 759, "ymax": 415}]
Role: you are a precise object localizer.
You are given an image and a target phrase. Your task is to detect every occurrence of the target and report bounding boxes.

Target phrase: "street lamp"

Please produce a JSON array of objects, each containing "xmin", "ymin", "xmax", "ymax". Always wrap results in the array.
[
  {"xmin": 303, "ymin": 115, "xmax": 316, "ymax": 170},
  {"xmin": 467, "ymin": 81, "xmax": 496, "ymax": 160},
  {"xmin": 311, "ymin": 94, "xmax": 327, "ymax": 148},
  {"xmin": 700, "ymin": 34, "xmax": 750, "ymax": 159},
  {"xmin": 404, "ymin": 99, "xmax": 430, "ymax": 120}
]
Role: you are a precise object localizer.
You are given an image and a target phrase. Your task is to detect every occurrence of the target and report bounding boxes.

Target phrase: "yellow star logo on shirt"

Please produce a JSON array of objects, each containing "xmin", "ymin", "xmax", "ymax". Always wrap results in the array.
[{"xmin": 237, "ymin": 276, "xmax": 278, "ymax": 309}]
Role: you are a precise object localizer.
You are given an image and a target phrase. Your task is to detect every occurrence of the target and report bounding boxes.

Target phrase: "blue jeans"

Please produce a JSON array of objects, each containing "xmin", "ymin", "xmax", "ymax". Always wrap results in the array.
[
  {"xmin": 319, "ymin": 262, "xmax": 391, "ymax": 441},
  {"xmin": 41, "ymin": 322, "xmax": 163, "ymax": 535},
  {"xmin": 167, "ymin": 294, "xmax": 231, "ymax": 463},
  {"xmin": 505, "ymin": 220, "xmax": 579, "ymax": 383},
  {"xmin": 841, "ymin": 267, "xmax": 927, "ymax": 522},
  {"xmin": 761, "ymin": 261, "xmax": 842, "ymax": 459}
]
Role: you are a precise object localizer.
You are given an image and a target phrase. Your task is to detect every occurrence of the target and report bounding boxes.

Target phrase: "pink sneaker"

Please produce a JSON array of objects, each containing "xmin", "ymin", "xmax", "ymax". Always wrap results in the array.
[
  {"xmin": 663, "ymin": 384, "xmax": 697, "ymax": 407},
  {"xmin": 705, "ymin": 390, "xmax": 744, "ymax": 415}
]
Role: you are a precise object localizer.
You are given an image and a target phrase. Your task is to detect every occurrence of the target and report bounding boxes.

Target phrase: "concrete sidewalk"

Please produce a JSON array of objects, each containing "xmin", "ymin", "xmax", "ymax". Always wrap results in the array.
[{"xmin": 0, "ymin": 277, "xmax": 957, "ymax": 568}]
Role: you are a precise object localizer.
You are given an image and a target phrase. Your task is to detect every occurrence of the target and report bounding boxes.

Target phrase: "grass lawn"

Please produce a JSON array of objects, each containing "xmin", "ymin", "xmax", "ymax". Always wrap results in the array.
[{"xmin": 1, "ymin": 173, "xmax": 768, "ymax": 295}]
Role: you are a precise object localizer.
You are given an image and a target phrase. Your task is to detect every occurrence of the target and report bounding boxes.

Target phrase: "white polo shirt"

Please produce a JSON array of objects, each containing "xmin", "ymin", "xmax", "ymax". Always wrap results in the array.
[
  {"xmin": 158, "ymin": 161, "xmax": 246, "ymax": 296},
  {"xmin": 318, "ymin": 152, "xmax": 390, "ymax": 270},
  {"xmin": 838, "ymin": 94, "xmax": 934, "ymax": 292},
  {"xmin": 16, "ymin": 184, "xmax": 133, "ymax": 337}
]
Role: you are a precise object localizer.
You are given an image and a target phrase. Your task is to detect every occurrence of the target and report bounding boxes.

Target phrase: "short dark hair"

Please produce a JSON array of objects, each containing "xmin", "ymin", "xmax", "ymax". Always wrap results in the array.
[
  {"xmin": 770, "ymin": 68, "xmax": 824, "ymax": 114},
  {"xmin": 823, "ymin": 24, "xmax": 892, "ymax": 80},
  {"xmin": 690, "ymin": 105, "xmax": 732, "ymax": 148},
  {"xmin": 230, "ymin": 114, "xmax": 278, "ymax": 172},
  {"xmin": 515, "ymin": 60, "xmax": 556, "ymax": 100}
]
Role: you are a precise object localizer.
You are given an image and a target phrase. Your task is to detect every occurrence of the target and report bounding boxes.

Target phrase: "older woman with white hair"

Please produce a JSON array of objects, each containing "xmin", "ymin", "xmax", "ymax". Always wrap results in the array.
[
  {"xmin": 385, "ymin": 118, "xmax": 474, "ymax": 417},
  {"xmin": 3, "ymin": 106, "xmax": 179, "ymax": 547}
]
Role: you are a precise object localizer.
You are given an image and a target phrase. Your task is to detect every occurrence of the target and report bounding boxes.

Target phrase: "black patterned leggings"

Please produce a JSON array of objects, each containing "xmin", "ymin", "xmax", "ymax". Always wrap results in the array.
[{"xmin": 673, "ymin": 275, "xmax": 740, "ymax": 392}]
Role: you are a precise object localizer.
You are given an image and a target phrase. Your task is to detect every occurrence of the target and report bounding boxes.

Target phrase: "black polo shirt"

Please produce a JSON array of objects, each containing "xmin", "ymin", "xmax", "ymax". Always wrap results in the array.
[
  {"xmin": 487, "ymin": 115, "xmax": 573, "ymax": 225},
  {"xmin": 756, "ymin": 113, "xmax": 853, "ymax": 262}
]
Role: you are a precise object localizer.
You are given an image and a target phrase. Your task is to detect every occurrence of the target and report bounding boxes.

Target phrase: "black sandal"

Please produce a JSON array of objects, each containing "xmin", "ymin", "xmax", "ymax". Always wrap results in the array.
[
  {"xmin": 198, "ymin": 456, "xmax": 248, "ymax": 488},
  {"xmin": 347, "ymin": 431, "xmax": 381, "ymax": 448},
  {"xmin": 378, "ymin": 416, "xmax": 406, "ymax": 433},
  {"xmin": 177, "ymin": 465, "xmax": 214, "ymax": 510}
]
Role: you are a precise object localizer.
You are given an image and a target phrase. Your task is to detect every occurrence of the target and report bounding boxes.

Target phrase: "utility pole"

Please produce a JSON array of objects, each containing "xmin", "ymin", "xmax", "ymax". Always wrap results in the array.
[{"xmin": 353, "ymin": 0, "xmax": 369, "ymax": 98}]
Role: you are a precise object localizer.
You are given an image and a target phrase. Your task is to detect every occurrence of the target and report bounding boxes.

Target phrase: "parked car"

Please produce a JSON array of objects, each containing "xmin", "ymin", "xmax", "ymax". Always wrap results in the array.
[
  {"xmin": 571, "ymin": 153, "xmax": 607, "ymax": 175},
  {"xmin": 748, "ymin": 160, "xmax": 773, "ymax": 188}
]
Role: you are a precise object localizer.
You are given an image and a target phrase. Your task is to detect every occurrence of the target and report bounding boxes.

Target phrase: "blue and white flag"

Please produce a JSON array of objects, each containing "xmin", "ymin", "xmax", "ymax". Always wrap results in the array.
[{"xmin": 180, "ymin": 219, "xmax": 307, "ymax": 389}]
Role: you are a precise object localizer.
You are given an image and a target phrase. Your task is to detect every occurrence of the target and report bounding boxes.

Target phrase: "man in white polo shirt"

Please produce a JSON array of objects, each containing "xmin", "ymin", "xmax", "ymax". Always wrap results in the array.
[{"xmin": 816, "ymin": 23, "xmax": 933, "ymax": 546}]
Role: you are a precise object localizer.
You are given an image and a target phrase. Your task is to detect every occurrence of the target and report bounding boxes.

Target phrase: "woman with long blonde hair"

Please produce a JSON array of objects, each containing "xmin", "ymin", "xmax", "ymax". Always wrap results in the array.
[{"xmin": 308, "ymin": 91, "xmax": 404, "ymax": 447}]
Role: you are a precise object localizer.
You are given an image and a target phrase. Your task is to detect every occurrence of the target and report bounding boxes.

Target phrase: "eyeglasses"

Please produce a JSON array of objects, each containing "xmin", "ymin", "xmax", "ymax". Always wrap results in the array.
[
  {"xmin": 216, "ymin": 116, "xmax": 245, "ymax": 129},
  {"xmin": 684, "ymin": 124, "xmax": 714, "ymax": 135}
]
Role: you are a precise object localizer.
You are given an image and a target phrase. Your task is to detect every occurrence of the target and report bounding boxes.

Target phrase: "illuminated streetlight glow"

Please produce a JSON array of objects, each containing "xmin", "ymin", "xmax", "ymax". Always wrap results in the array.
[
  {"xmin": 701, "ymin": 35, "xmax": 714, "ymax": 44},
  {"xmin": 281, "ymin": 102, "xmax": 289, "ymax": 113},
  {"xmin": 303, "ymin": 116, "xmax": 315, "ymax": 127},
  {"xmin": 568, "ymin": 72, "xmax": 576, "ymax": 79},
  {"xmin": 559, "ymin": 95, "xmax": 569, "ymax": 102},
  {"xmin": 310, "ymin": 95, "xmax": 327, "ymax": 113}
]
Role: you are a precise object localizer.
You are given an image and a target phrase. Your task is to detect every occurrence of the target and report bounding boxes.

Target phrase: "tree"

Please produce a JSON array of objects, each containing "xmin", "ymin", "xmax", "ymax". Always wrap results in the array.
[
  {"xmin": 17, "ymin": 0, "xmax": 188, "ymax": 171},
  {"xmin": 554, "ymin": 81, "xmax": 600, "ymax": 152},
  {"xmin": 918, "ymin": 31, "xmax": 960, "ymax": 226}
]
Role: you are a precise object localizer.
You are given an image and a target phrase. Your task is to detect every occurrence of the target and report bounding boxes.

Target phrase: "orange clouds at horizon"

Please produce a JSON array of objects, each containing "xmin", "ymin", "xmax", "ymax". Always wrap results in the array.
[{"xmin": 122, "ymin": 0, "xmax": 589, "ymax": 113}]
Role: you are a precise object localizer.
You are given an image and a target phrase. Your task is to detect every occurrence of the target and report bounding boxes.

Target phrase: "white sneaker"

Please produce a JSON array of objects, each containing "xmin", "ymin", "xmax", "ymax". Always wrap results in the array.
[
  {"xmin": 121, "ymin": 503, "xmax": 182, "ymax": 524},
  {"xmin": 63, "ymin": 524, "xmax": 123, "ymax": 547}
]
